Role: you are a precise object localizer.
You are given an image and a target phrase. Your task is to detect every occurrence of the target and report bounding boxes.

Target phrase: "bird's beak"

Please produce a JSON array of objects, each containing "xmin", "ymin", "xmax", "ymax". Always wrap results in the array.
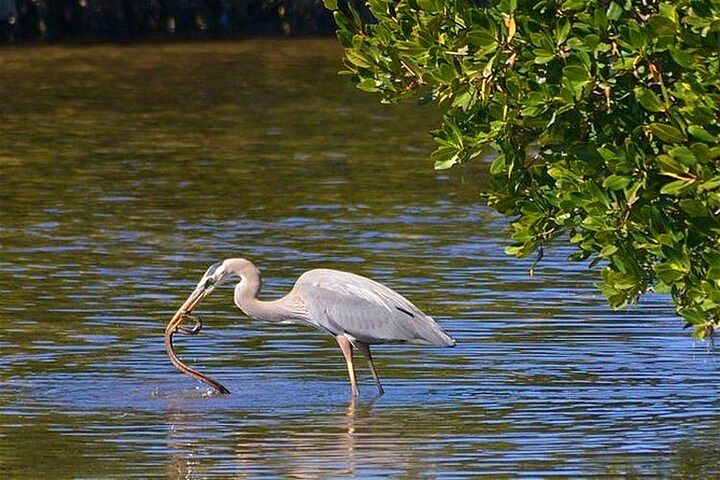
[{"xmin": 166, "ymin": 284, "xmax": 211, "ymax": 334}]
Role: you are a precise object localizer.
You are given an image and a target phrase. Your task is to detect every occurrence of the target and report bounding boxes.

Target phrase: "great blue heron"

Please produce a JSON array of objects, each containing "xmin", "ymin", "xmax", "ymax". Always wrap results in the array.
[{"xmin": 165, "ymin": 258, "xmax": 455, "ymax": 396}]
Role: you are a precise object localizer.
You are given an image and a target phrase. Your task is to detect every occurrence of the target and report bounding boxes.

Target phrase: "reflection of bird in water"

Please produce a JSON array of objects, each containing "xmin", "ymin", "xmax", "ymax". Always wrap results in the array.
[
  {"xmin": 166, "ymin": 258, "xmax": 455, "ymax": 396},
  {"xmin": 164, "ymin": 397, "xmax": 440, "ymax": 478},
  {"xmin": 233, "ymin": 398, "xmax": 435, "ymax": 479}
]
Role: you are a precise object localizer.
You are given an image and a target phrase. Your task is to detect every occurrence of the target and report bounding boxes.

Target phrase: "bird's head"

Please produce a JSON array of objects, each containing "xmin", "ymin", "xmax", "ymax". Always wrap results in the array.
[
  {"xmin": 165, "ymin": 261, "xmax": 226, "ymax": 334},
  {"xmin": 165, "ymin": 258, "xmax": 256, "ymax": 333},
  {"xmin": 195, "ymin": 261, "xmax": 228, "ymax": 296},
  {"xmin": 165, "ymin": 260, "xmax": 244, "ymax": 395}
]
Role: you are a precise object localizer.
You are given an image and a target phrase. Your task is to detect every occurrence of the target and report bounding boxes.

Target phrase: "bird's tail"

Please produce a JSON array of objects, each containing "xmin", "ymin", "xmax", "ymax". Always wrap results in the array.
[
  {"xmin": 433, "ymin": 325, "xmax": 457, "ymax": 347},
  {"xmin": 417, "ymin": 317, "xmax": 456, "ymax": 347}
]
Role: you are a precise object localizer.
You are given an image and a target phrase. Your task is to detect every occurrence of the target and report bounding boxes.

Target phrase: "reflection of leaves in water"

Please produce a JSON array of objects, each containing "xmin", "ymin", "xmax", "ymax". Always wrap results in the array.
[
  {"xmin": 600, "ymin": 422, "xmax": 720, "ymax": 478},
  {"xmin": 671, "ymin": 426, "xmax": 720, "ymax": 478}
]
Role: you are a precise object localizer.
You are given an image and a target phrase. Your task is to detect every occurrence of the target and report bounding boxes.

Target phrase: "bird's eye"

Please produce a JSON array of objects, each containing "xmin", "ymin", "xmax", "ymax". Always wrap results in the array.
[{"xmin": 205, "ymin": 278, "xmax": 216, "ymax": 288}]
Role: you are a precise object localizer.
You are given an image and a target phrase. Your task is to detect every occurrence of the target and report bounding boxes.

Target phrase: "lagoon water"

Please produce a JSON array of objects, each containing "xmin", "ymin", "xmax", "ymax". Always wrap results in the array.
[{"xmin": 1, "ymin": 39, "xmax": 719, "ymax": 478}]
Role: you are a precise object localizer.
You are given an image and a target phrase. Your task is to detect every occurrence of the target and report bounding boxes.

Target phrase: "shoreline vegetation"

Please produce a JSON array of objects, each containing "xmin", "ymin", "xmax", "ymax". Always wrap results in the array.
[
  {"xmin": 0, "ymin": 0, "xmax": 345, "ymax": 41},
  {"xmin": 328, "ymin": 0, "xmax": 720, "ymax": 338}
]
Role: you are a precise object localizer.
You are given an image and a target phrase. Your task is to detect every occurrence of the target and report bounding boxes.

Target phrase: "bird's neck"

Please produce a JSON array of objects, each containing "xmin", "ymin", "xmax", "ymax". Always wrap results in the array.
[{"xmin": 234, "ymin": 273, "xmax": 298, "ymax": 323}]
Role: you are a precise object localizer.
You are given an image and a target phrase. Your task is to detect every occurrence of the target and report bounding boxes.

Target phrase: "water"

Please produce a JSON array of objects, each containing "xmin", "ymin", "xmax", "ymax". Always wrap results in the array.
[{"xmin": 1, "ymin": 40, "xmax": 719, "ymax": 478}]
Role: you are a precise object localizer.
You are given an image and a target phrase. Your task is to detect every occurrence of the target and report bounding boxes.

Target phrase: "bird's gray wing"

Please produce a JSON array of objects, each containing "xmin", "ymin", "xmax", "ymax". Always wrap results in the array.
[{"xmin": 294, "ymin": 269, "xmax": 454, "ymax": 346}]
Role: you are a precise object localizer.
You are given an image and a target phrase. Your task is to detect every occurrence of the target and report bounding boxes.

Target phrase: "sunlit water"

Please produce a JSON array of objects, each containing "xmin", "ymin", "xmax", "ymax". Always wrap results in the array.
[{"xmin": 1, "ymin": 40, "xmax": 719, "ymax": 478}]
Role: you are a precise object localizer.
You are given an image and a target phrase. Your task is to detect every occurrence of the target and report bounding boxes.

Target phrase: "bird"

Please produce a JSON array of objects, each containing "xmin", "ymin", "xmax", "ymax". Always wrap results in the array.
[{"xmin": 165, "ymin": 258, "xmax": 455, "ymax": 396}]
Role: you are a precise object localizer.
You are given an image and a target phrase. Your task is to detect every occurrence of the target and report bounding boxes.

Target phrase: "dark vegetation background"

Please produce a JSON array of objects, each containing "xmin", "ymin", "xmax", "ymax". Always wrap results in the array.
[{"xmin": 0, "ymin": 0, "xmax": 342, "ymax": 40}]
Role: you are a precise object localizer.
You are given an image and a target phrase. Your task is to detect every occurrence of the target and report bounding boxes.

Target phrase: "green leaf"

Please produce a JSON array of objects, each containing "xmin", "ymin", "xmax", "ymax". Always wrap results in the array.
[
  {"xmin": 593, "ymin": 7, "xmax": 609, "ymax": 30},
  {"xmin": 600, "ymin": 244, "xmax": 618, "ymax": 257},
  {"xmin": 489, "ymin": 155, "xmax": 506, "ymax": 175},
  {"xmin": 452, "ymin": 90, "xmax": 474, "ymax": 111},
  {"xmin": 655, "ymin": 264, "xmax": 686, "ymax": 283},
  {"xmin": 556, "ymin": 19, "xmax": 571, "ymax": 45},
  {"xmin": 563, "ymin": 65, "xmax": 589, "ymax": 82},
  {"xmin": 606, "ymin": 2, "xmax": 622, "ymax": 21},
  {"xmin": 699, "ymin": 177, "xmax": 720, "ymax": 192},
  {"xmin": 690, "ymin": 143, "xmax": 711, "ymax": 163},
  {"xmin": 497, "ymin": 0, "xmax": 517, "ymax": 14},
  {"xmin": 533, "ymin": 49, "xmax": 555, "ymax": 64},
  {"xmin": 669, "ymin": 47, "xmax": 692, "ymax": 68},
  {"xmin": 680, "ymin": 199, "xmax": 707, "ymax": 217},
  {"xmin": 432, "ymin": 146, "xmax": 460, "ymax": 170},
  {"xmin": 322, "ymin": 0, "xmax": 338, "ymax": 10},
  {"xmin": 357, "ymin": 78, "xmax": 379, "ymax": 92},
  {"xmin": 597, "ymin": 147, "xmax": 617, "ymax": 161},
  {"xmin": 648, "ymin": 15, "xmax": 676, "ymax": 35},
  {"xmin": 435, "ymin": 158, "xmax": 459, "ymax": 170},
  {"xmin": 670, "ymin": 146, "xmax": 697, "ymax": 166},
  {"xmin": 688, "ymin": 125, "xmax": 718, "ymax": 144},
  {"xmin": 657, "ymin": 154, "xmax": 688, "ymax": 177},
  {"xmin": 417, "ymin": 0, "xmax": 439, "ymax": 12},
  {"xmin": 603, "ymin": 174, "xmax": 631, "ymax": 190},
  {"xmin": 627, "ymin": 22, "xmax": 645, "ymax": 49},
  {"xmin": 563, "ymin": 0, "xmax": 587, "ymax": 10},
  {"xmin": 660, "ymin": 179, "xmax": 696, "ymax": 196},
  {"xmin": 659, "ymin": 3, "xmax": 677, "ymax": 22},
  {"xmin": 345, "ymin": 49, "xmax": 372, "ymax": 68},
  {"xmin": 367, "ymin": 0, "xmax": 385, "ymax": 12},
  {"xmin": 649, "ymin": 123, "xmax": 685, "ymax": 143},
  {"xmin": 634, "ymin": 87, "xmax": 665, "ymax": 112},
  {"xmin": 468, "ymin": 29, "xmax": 497, "ymax": 48}
]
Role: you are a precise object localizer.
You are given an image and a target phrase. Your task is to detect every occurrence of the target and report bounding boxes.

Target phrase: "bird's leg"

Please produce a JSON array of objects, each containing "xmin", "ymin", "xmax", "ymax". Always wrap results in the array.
[
  {"xmin": 356, "ymin": 342, "xmax": 384, "ymax": 396},
  {"xmin": 336, "ymin": 335, "xmax": 359, "ymax": 397},
  {"xmin": 176, "ymin": 312, "xmax": 203, "ymax": 336}
]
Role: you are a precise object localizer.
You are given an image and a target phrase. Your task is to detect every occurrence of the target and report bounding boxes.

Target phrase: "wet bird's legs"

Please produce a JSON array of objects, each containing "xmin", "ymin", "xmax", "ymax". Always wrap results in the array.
[
  {"xmin": 356, "ymin": 342, "xmax": 384, "ymax": 395},
  {"xmin": 336, "ymin": 335, "xmax": 359, "ymax": 397}
]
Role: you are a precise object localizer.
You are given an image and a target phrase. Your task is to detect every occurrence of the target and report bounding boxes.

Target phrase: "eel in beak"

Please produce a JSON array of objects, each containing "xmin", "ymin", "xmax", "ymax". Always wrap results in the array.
[{"xmin": 165, "ymin": 282, "xmax": 230, "ymax": 395}]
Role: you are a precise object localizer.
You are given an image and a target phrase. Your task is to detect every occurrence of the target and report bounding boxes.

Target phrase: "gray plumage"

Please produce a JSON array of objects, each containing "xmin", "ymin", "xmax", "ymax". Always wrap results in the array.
[
  {"xmin": 167, "ymin": 257, "xmax": 455, "ymax": 396},
  {"xmin": 293, "ymin": 269, "xmax": 455, "ymax": 347}
]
